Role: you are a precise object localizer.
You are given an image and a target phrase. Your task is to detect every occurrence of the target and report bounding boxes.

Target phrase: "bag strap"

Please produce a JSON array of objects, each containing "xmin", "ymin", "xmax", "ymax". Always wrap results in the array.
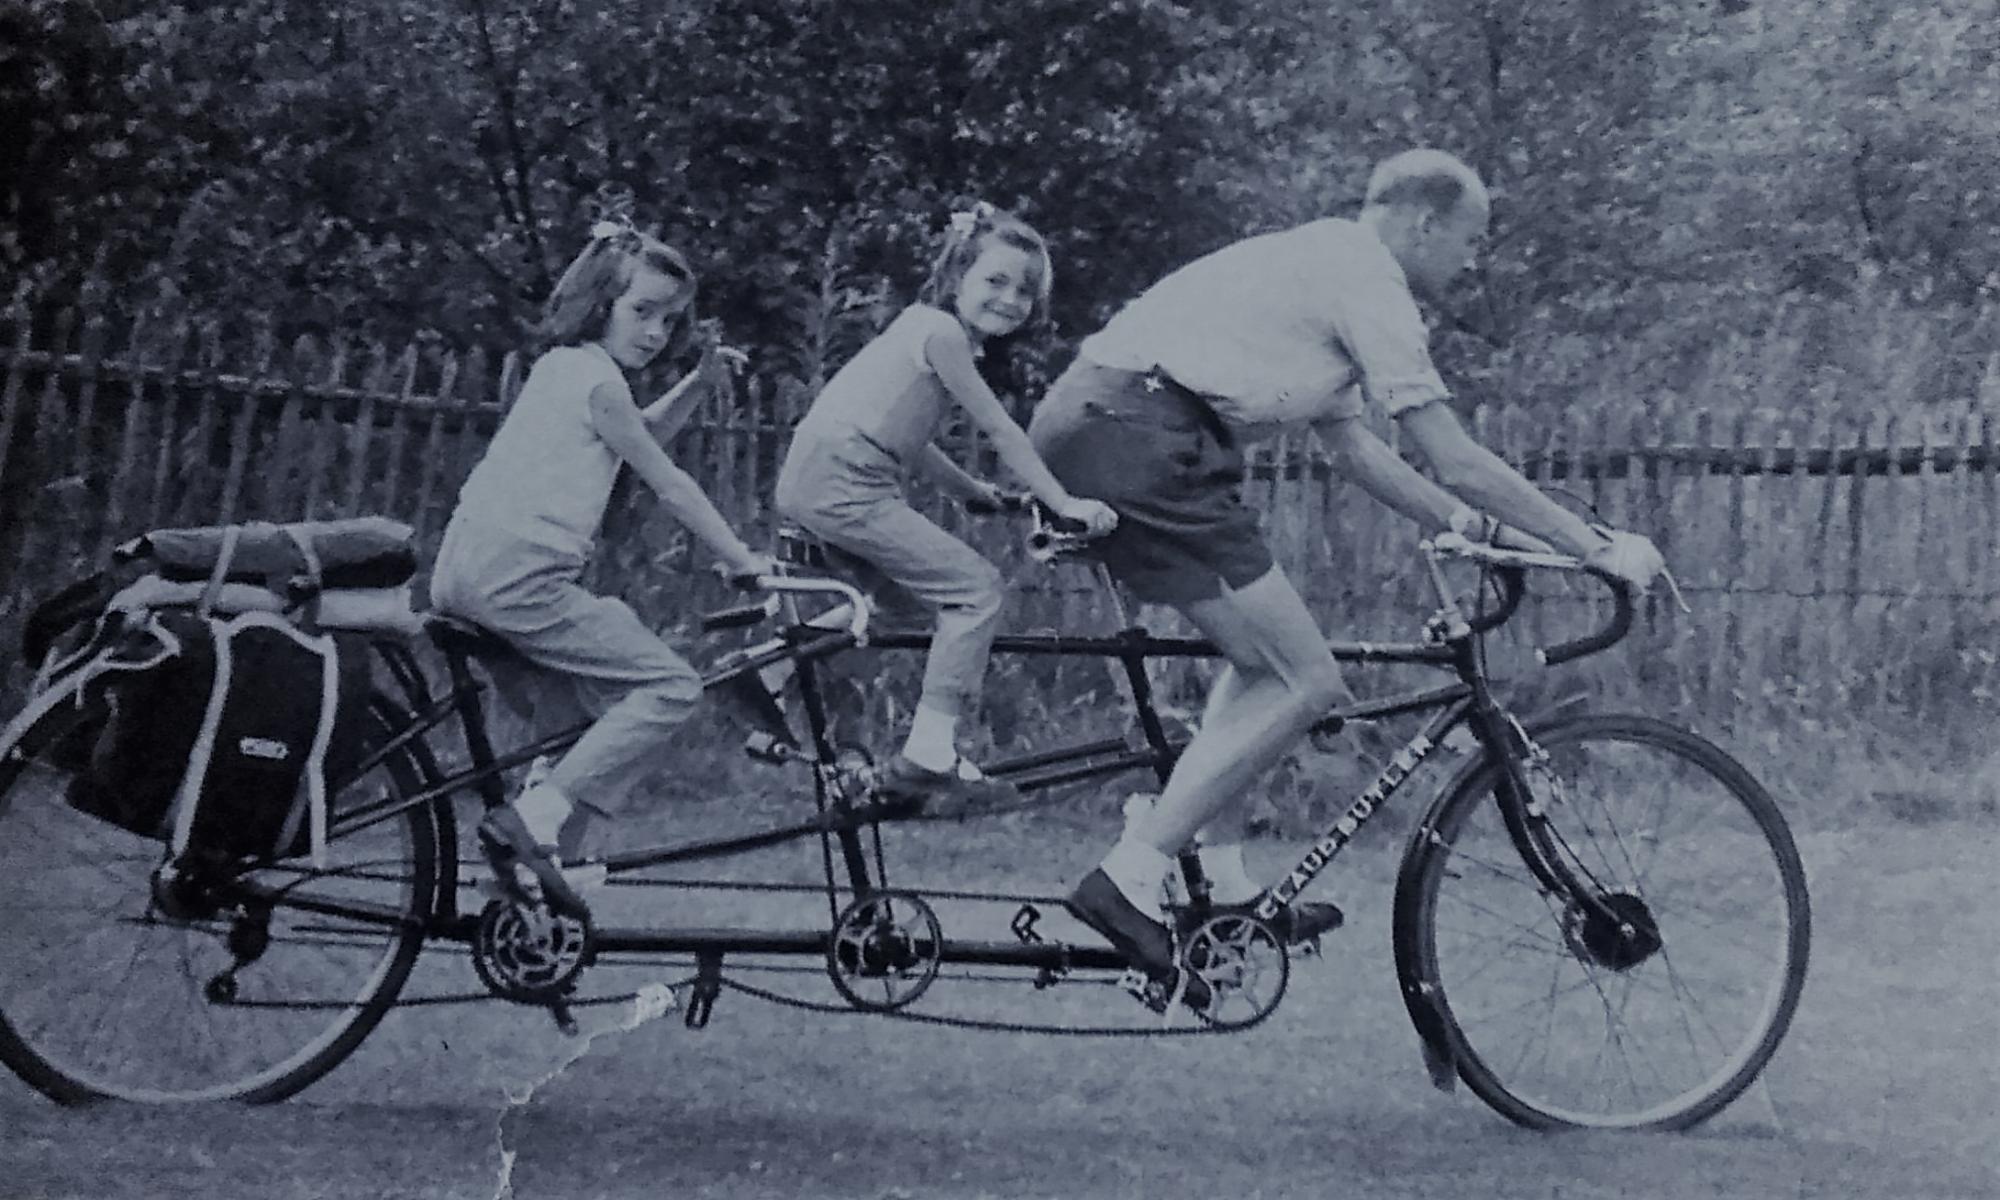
[
  {"xmin": 196, "ymin": 525, "xmax": 244, "ymax": 619},
  {"xmin": 279, "ymin": 524, "xmax": 327, "ymax": 630}
]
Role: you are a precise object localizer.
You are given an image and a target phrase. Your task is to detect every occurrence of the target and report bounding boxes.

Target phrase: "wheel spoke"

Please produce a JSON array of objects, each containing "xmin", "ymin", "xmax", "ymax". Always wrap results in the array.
[
  {"xmin": 0, "ymin": 694, "xmax": 436, "ymax": 1103},
  {"xmin": 1416, "ymin": 716, "xmax": 1808, "ymax": 1130}
]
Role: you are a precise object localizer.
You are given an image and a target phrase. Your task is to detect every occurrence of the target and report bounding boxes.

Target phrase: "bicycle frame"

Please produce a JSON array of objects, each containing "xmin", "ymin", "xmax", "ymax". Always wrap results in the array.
[{"xmin": 220, "ymin": 539, "xmax": 1635, "ymax": 1017}]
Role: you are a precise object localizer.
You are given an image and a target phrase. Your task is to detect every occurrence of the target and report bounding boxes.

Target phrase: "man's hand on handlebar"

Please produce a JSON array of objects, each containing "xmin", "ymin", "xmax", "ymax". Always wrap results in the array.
[
  {"xmin": 1582, "ymin": 528, "xmax": 1665, "ymax": 592},
  {"xmin": 964, "ymin": 488, "xmax": 1119, "ymax": 540}
]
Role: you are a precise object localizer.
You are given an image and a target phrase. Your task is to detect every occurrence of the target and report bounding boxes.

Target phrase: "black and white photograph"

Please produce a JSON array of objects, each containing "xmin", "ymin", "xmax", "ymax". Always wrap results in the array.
[{"xmin": 1, "ymin": 1, "xmax": 1995, "ymax": 1196}]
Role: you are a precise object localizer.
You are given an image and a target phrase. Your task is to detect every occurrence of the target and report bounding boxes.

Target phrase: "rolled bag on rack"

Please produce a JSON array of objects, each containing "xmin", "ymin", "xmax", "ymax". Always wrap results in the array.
[{"xmin": 107, "ymin": 516, "xmax": 426, "ymax": 638}]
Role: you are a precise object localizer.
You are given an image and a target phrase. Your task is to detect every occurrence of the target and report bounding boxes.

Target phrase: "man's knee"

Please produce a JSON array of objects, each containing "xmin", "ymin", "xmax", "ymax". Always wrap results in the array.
[{"xmin": 1293, "ymin": 656, "xmax": 1349, "ymax": 717}]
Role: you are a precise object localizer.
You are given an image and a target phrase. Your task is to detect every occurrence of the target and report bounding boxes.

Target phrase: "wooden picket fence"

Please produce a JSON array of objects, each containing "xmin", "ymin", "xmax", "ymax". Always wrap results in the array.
[{"xmin": 4, "ymin": 299, "xmax": 1999, "ymax": 734}]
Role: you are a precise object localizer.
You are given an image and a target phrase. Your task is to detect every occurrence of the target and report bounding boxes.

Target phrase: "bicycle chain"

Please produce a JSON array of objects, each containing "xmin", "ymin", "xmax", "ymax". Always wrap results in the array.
[{"xmin": 715, "ymin": 972, "xmax": 1238, "ymax": 1038}]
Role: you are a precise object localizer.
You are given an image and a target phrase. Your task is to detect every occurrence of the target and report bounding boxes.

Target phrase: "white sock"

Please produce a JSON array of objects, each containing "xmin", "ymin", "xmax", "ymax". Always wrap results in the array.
[
  {"xmin": 1100, "ymin": 836, "xmax": 1171, "ymax": 920},
  {"xmin": 514, "ymin": 782, "xmax": 574, "ymax": 849},
  {"xmin": 1198, "ymin": 843, "xmax": 1260, "ymax": 905},
  {"xmin": 901, "ymin": 704, "xmax": 958, "ymax": 772}
]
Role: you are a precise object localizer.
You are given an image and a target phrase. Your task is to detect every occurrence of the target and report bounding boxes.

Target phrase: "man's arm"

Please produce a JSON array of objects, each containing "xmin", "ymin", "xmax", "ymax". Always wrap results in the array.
[
  {"xmin": 1389, "ymin": 402, "xmax": 1612, "ymax": 558},
  {"xmin": 1311, "ymin": 413, "xmax": 1465, "ymax": 531}
]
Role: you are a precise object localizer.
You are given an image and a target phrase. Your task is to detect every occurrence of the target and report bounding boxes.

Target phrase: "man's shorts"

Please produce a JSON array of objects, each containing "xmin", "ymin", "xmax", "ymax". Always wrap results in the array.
[{"xmin": 1027, "ymin": 359, "xmax": 1273, "ymax": 606}]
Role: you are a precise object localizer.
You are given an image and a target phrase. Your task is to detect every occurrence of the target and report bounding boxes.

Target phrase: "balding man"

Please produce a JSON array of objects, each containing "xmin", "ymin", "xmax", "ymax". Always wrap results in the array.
[{"xmin": 1030, "ymin": 148, "xmax": 1664, "ymax": 999}]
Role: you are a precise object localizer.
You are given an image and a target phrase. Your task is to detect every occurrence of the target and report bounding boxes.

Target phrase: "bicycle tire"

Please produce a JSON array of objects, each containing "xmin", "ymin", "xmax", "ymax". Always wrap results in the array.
[
  {"xmin": 0, "ymin": 683, "xmax": 440, "ymax": 1104},
  {"xmin": 1393, "ymin": 713, "xmax": 1810, "ymax": 1130}
]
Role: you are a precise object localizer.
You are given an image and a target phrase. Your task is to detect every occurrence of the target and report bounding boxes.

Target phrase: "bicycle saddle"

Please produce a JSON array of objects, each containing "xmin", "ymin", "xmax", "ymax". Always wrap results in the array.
[{"xmin": 424, "ymin": 613, "xmax": 522, "ymax": 663}]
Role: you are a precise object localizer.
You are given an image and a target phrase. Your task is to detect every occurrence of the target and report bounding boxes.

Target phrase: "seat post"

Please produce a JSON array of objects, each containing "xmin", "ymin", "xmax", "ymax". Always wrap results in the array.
[{"xmin": 1093, "ymin": 561, "xmax": 1132, "ymax": 631}]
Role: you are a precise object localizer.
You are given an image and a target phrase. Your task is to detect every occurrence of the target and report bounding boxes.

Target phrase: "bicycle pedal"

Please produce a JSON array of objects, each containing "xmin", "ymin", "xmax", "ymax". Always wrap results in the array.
[
  {"xmin": 1116, "ymin": 967, "xmax": 1170, "ymax": 1014},
  {"xmin": 741, "ymin": 730, "xmax": 800, "ymax": 765}
]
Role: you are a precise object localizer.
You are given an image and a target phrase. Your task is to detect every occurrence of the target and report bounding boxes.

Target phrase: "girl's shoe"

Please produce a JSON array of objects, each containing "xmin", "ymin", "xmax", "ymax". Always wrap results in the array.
[
  {"xmin": 876, "ymin": 753, "xmax": 1020, "ymax": 817},
  {"xmin": 477, "ymin": 807, "xmax": 592, "ymax": 921}
]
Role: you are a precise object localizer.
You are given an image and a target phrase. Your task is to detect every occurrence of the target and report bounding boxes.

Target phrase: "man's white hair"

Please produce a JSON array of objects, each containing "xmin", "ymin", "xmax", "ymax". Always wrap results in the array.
[{"xmin": 1364, "ymin": 149, "xmax": 1488, "ymax": 218}]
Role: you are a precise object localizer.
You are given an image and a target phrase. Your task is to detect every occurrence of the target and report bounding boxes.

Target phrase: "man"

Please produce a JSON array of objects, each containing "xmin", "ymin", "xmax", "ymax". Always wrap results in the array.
[{"xmin": 1028, "ymin": 148, "xmax": 1664, "ymax": 995}]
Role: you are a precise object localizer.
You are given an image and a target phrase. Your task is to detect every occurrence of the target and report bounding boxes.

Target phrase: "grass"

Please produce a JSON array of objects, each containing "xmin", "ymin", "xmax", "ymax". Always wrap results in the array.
[{"xmin": 2, "ymin": 813, "xmax": 1995, "ymax": 1200}]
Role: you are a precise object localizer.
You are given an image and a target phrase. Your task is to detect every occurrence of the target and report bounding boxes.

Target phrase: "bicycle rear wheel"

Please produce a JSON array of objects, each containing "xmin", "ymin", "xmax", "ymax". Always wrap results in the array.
[
  {"xmin": 0, "ymin": 684, "xmax": 439, "ymax": 1103},
  {"xmin": 1396, "ymin": 713, "xmax": 1810, "ymax": 1130}
]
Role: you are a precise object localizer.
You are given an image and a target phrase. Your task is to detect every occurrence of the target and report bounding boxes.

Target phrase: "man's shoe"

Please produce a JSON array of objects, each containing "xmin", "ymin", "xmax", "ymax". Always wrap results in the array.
[
  {"xmin": 477, "ymin": 808, "xmax": 592, "ymax": 922},
  {"xmin": 1066, "ymin": 869, "xmax": 1212, "ymax": 1011},
  {"xmin": 1178, "ymin": 897, "xmax": 1345, "ymax": 946},
  {"xmin": 876, "ymin": 754, "xmax": 1020, "ymax": 818}
]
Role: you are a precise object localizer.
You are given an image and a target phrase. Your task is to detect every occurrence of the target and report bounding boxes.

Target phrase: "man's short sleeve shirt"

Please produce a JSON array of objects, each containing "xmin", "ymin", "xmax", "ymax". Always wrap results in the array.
[{"xmin": 1079, "ymin": 218, "xmax": 1451, "ymax": 432}]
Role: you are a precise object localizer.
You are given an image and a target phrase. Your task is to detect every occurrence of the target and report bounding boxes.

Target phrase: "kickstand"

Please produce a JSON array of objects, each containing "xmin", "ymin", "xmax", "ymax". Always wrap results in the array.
[
  {"xmin": 684, "ymin": 950, "xmax": 724, "ymax": 1030},
  {"xmin": 546, "ymin": 997, "xmax": 578, "ymax": 1037}
]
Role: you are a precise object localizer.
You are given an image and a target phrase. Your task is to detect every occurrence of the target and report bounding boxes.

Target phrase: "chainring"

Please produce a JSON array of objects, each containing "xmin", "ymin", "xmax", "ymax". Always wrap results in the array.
[
  {"xmin": 1181, "ymin": 912, "xmax": 1290, "ymax": 1030},
  {"xmin": 471, "ymin": 897, "xmax": 596, "ymax": 1004},
  {"xmin": 825, "ymin": 890, "xmax": 943, "ymax": 1011}
]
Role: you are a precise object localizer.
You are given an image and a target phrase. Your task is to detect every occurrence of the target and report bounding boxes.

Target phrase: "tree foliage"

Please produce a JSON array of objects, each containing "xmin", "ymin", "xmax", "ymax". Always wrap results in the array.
[{"xmin": 4, "ymin": 0, "xmax": 1995, "ymax": 409}]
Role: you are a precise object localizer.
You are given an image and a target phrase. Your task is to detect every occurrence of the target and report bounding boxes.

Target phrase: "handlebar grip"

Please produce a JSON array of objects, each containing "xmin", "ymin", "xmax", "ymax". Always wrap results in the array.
[
  {"xmin": 1540, "ymin": 572, "xmax": 1635, "ymax": 665},
  {"xmin": 699, "ymin": 595, "xmax": 778, "ymax": 632},
  {"xmin": 965, "ymin": 491, "xmax": 1034, "ymax": 516}
]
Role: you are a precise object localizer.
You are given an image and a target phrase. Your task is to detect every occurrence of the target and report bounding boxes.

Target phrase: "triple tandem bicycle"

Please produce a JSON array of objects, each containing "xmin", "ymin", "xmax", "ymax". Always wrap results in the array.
[{"xmin": 0, "ymin": 527, "xmax": 1810, "ymax": 1129}]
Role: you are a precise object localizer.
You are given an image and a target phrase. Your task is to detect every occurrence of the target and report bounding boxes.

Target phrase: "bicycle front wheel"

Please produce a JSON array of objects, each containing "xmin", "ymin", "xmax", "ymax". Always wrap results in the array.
[
  {"xmin": 1396, "ymin": 713, "xmax": 1810, "ymax": 1130},
  {"xmin": 0, "ymin": 685, "xmax": 439, "ymax": 1103}
]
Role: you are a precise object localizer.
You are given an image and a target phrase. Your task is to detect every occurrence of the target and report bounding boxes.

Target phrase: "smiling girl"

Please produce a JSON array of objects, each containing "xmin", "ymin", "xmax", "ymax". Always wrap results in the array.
[
  {"xmin": 774, "ymin": 203, "xmax": 1116, "ymax": 811},
  {"xmin": 430, "ymin": 221, "xmax": 772, "ymax": 919}
]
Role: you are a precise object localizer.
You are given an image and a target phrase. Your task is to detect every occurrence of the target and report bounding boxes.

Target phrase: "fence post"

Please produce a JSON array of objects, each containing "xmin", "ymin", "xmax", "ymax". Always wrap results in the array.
[
  {"xmin": 1804, "ymin": 405, "xmax": 1843, "ymax": 719},
  {"xmin": 378, "ymin": 345, "xmax": 421, "ymax": 523},
  {"xmin": 1721, "ymin": 409, "xmax": 1754, "ymax": 714},
  {"xmin": 447, "ymin": 346, "xmax": 491, "ymax": 530},
  {"xmin": 411, "ymin": 349, "xmax": 463, "ymax": 544},
  {"xmin": 67, "ymin": 314, "xmax": 108, "ymax": 486},
  {"xmin": 18, "ymin": 309, "xmax": 77, "ymax": 584},
  {"xmin": 0, "ymin": 299, "xmax": 38, "ymax": 524},
  {"xmin": 343, "ymin": 339, "xmax": 390, "ymax": 518},
  {"xmin": 301, "ymin": 336, "xmax": 349, "ymax": 519},
  {"xmin": 217, "ymin": 325, "xmax": 274, "ymax": 525},
  {"xmin": 100, "ymin": 313, "xmax": 159, "ymax": 555}
]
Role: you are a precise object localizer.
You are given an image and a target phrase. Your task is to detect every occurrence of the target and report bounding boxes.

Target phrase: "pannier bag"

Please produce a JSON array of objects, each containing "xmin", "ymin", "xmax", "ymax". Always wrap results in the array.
[
  {"xmin": 26, "ymin": 517, "xmax": 411, "ymax": 865},
  {"xmin": 64, "ymin": 609, "xmax": 370, "ymax": 864}
]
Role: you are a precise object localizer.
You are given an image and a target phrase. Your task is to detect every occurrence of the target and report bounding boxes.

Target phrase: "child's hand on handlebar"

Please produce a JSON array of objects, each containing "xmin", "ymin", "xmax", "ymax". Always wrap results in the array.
[
  {"xmin": 1056, "ymin": 496, "xmax": 1119, "ymax": 538},
  {"xmin": 713, "ymin": 551, "xmax": 779, "ymax": 588},
  {"xmin": 962, "ymin": 481, "xmax": 1020, "ymax": 515},
  {"xmin": 1583, "ymin": 529, "xmax": 1665, "ymax": 590}
]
